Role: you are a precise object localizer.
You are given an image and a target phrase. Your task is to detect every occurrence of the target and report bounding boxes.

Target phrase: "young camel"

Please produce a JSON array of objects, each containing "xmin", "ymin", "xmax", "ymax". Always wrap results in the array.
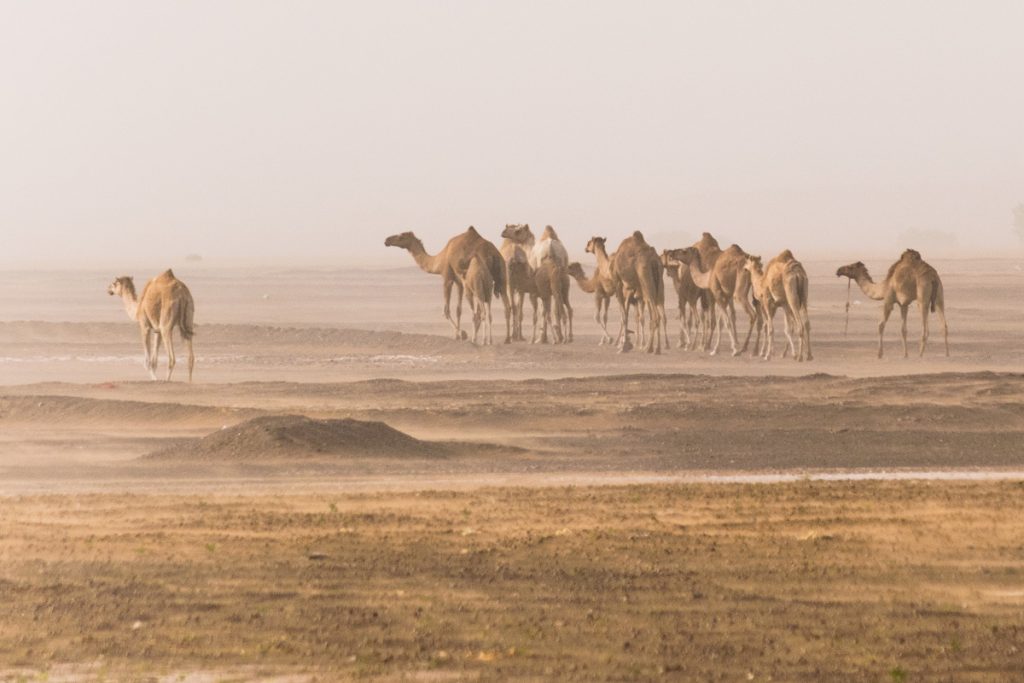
[
  {"xmin": 567, "ymin": 262, "xmax": 614, "ymax": 345},
  {"xmin": 461, "ymin": 255, "xmax": 494, "ymax": 345},
  {"xmin": 384, "ymin": 227, "xmax": 512, "ymax": 343},
  {"xmin": 499, "ymin": 223, "xmax": 535, "ymax": 341},
  {"xmin": 660, "ymin": 247, "xmax": 711, "ymax": 350},
  {"xmin": 107, "ymin": 269, "xmax": 195, "ymax": 381},
  {"xmin": 836, "ymin": 249, "xmax": 948, "ymax": 358},
  {"xmin": 744, "ymin": 251, "xmax": 812, "ymax": 361}
]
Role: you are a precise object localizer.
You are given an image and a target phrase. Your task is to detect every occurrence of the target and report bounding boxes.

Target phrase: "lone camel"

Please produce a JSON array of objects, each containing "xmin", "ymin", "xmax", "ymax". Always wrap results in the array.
[
  {"xmin": 108, "ymin": 269, "xmax": 195, "ymax": 381},
  {"xmin": 836, "ymin": 249, "xmax": 948, "ymax": 358}
]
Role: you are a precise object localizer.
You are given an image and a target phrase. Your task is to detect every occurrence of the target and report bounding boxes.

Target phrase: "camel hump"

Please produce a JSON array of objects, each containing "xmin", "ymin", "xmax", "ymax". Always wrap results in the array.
[
  {"xmin": 159, "ymin": 268, "xmax": 176, "ymax": 280},
  {"xmin": 542, "ymin": 225, "xmax": 559, "ymax": 240},
  {"xmin": 466, "ymin": 226, "xmax": 479, "ymax": 236},
  {"xmin": 777, "ymin": 249, "xmax": 795, "ymax": 261},
  {"xmin": 632, "ymin": 230, "xmax": 646, "ymax": 243},
  {"xmin": 901, "ymin": 248, "xmax": 922, "ymax": 261}
]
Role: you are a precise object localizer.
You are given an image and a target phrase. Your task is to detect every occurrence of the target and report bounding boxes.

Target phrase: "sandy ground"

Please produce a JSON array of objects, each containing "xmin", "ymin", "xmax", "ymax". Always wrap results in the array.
[{"xmin": 1, "ymin": 258, "xmax": 1023, "ymax": 679}]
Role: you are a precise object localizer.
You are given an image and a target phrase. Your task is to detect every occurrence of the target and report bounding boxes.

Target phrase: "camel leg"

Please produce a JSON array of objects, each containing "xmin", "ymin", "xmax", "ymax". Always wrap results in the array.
[
  {"xmin": 738, "ymin": 295, "xmax": 758, "ymax": 357},
  {"xmin": 725, "ymin": 301, "xmax": 741, "ymax": 357},
  {"xmin": 919, "ymin": 300, "xmax": 930, "ymax": 357},
  {"xmin": 161, "ymin": 325, "xmax": 176, "ymax": 381},
  {"xmin": 937, "ymin": 304, "xmax": 949, "ymax": 357},
  {"xmin": 678, "ymin": 307, "xmax": 688, "ymax": 349},
  {"xmin": 139, "ymin": 326, "xmax": 156, "ymax": 380},
  {"xmin": 899, "ymin": 304, "xmax": 909, "ymax": 358},
  {"xmin": 763, "ymin": 305, "xmax": 775, "ymax": 361},
  {"xmin": 801, "ymin": 305, "xmax": 812, "ymax": 362},
  {"xmin": 876, "ymin": 299, "xmax": 894, "ymax": 359},
  {"xmin": 486, "ymin": 300, "xmax": 494, "ymax": 345},
  {"xmin": 565, "ymin": 300, "xmax": 574, "ymax": 343},
  {"xmin": 149, "ymin": 330, "xmax": 163, "ymax": 379},
  {"xmin": 499, "ymin": 286, "xmax": 512, "ymax": 344},
  {"xmin": 594, "ymin": 294, "xmax": 609, "ymax": 345},
  {"xmin": 783, "ymin": 307, "xmax": 798, "ymax": 361},
  {"xmin": 617, "ymin": 295, "xmax": 633, "ymax": 353},
  {"xmin": 185, "ymin": 334, "xmax": 195, "ymax": 382},
  {"xmin": 536, "ymin": 294, "xmax": 544, "ymax": 344}
]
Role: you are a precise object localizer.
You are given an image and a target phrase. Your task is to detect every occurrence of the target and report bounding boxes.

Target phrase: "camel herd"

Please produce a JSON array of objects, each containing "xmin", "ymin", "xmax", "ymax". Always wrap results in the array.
[
  {"xmin": 103, "ymin": 228, "xmax": 950, "ymax": 382},
  {"xmin": 385, "ymin": 225, "xmax": 949, "ymax": 363}
]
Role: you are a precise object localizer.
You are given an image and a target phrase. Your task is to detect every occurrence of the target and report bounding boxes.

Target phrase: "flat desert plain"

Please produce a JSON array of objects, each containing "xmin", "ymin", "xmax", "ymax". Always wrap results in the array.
[{"xmin": 0, "ymin": 257, "xmax": 1023, "ymax": 681}]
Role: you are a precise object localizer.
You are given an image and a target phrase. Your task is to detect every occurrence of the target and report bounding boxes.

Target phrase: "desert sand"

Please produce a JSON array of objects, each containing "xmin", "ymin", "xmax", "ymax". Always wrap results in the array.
[{"xmin": 1, "ymin": 257, "xmax": 1022, "ymax": 680}]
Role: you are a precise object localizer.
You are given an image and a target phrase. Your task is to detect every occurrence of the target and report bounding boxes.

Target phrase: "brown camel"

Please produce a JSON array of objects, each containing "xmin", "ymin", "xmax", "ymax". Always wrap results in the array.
[
  {"xmin": 384, "ymin": 227, "xmax": 512, "ymax": 343},
  {"xmin": 567, "ymin": 262, "xmax": 614, "ymax": 345},
  {"xmin": 687, "ymin": 232, "xmax": 723, "ymax": 351},
  {"xmin": 500, "ymin": 223, "xmax": 535, "ymax": 341},
  {"xmin": 744, "ymin": 250, "xmax": 812, "ymax": 361},
  {"xmin": 836, "ymin": 249, "xmax": 948, "ymax": 358},
  {"xmin": 660, "ymin": 247, "xmax": 711, "ymax": 350},
  {"xmin": 503, "ymin": 224, "xmax": 573, "ymax": 343},
  {"xmin": 610, "ymin": 231, "xmax": 665, "ymax": 354},
  {"xmin": 586, "ymin": 236, "xmax": 639, "ymax": 348},
  {"xmin": 107, "ymin": 269, "xmax": 195, "ymax": 381},
  {"xmin": 462, "ymin": 255, "xmax": 494, "ymax": 345},
  {"xmin": 686, "ymin": 244, "xmax": 760, "ymax": 356}
]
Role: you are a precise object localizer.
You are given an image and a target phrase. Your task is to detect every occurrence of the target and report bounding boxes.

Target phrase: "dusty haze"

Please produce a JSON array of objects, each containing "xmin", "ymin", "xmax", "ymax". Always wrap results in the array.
[{"xmin": 2, "ymin": 0, "xmax": 1023, "ymax": 268}]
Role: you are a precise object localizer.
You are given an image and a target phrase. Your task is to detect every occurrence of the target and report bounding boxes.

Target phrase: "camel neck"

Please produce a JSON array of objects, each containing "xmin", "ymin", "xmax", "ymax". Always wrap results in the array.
[
  {"xmin": 407, "ymin": 242, "xmax": 446, "ymax": 275},
  {"xmin": 853, "ymin": 271, "xmax": 887, "ymax": 300},
  {"xmin": 571, "ymin": 268, "xmax": 601, "ymax": 293},
  {"xmin": 120, "ymin": 291, "xmax": 140, "ymax": 320}
]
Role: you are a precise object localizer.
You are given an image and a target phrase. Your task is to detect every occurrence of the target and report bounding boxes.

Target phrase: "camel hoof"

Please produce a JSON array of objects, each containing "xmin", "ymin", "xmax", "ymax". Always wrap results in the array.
[{"xmin": 459, "ymin": 331, "xmax": 468, "ymax": 341}]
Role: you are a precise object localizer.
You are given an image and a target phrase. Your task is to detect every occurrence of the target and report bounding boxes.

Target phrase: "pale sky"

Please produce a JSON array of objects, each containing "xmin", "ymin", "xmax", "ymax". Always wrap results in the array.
[{"xmin": 2, "ymin": 0, "xmax": 1022, "ymax": 267}]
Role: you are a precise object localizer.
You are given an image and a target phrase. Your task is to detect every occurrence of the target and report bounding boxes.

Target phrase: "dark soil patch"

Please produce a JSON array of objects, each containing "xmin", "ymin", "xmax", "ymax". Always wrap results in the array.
[{"xmin": 143, "ymin": 415, "xmax": 450, "ymax": 461}]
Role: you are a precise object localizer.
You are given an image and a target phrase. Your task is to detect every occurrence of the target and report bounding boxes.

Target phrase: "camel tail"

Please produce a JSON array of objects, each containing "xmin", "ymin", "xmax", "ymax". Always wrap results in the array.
[
  {"xmin": 180, "ymin": 296, "xmax": 195, "ymax": 340},
  {"xmin": 492, "ymin": 254, "xmax": 508, "ymax": 300},
  {"xmin": 930, "ymin": 279, "xmax": 942, "ymax": 313}
]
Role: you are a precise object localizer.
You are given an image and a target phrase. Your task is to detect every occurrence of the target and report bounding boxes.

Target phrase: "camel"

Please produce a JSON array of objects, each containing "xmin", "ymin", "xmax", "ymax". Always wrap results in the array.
[
  {"xmin": 529, "ymin": 225, "xmax": 569, "ymax": 270},
  {"xmin": 499, "ymin": 223, "xmax": 535, "ymax": 341},
  {"xmin": 384, "ymin": 227, "xmax": 512, "ymax": 343},
  {"xmin": 107, "ymin": 269, "xmax": 195, "ymax": 381},
  {"xmin": 585, "ymin": 236, "xmax": 641, "ymax": 348},
  {"xmin": 686, "ymin": 233, "xmax": 723, "ymax": 351},
  {"xmin": 686, "ymin": 244, "xmax": 760, "ymax": 357},
  {"xmin": 529, "ymin": 260, "xmax": 571, "ymax": 344},
  {"xmin": 661, "ymin": 247, "xmax": 710, "ymax": 350},
  {"xmin": 503, "ymin": 224, "xmax": 573, "ymax": 343},
  {"xmin": 836, "ymin": 249, "xmax": 948, "ymax": 358},
  {"xmin": 461, "ymin": 255, "xmax": 494, "ymax": 345},
  {"xmin": 610, "ymin": 231, "xmax": 665, "ymax": 354},
  {"xmin": 744, "ymin": 250, "xmax": 812, "ymax": 361},
  {"xmin": 567, "ymin": 262, "xmax": 614, "ymax": 345}
]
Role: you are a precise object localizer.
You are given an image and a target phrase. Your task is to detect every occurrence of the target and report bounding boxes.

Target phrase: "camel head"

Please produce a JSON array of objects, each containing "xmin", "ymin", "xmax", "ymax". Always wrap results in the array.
[
  {"xmin": 836, "ymin": 261, "xmax": 867, "ymax": 279},
  {"xmin": 384, "ymin": 231, "xmax": 421, "ymax": 251},
  {"xmin": 107, "ymin": 276, "xmax": 135, "ymax": 298},
  {"xmin": 566, "ymin": 262, "xmax": 586, "ymax": 280},
  {"xmin": 743, "ymin": 255, "xmax": 764, "ymax": 277},
  {"xmin": 585, "ymin": 236, "xmax": 606, "ymax": 254},
  {"xmin": 501, "ymin": 223, "xmax": 533, "ymax": 244}
]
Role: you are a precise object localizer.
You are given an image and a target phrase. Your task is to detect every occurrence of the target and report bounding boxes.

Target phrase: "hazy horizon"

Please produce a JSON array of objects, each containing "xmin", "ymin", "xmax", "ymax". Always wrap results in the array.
[{"xmin": 3, "ymin": 1, "xmax": 1023, "ymax": 268}]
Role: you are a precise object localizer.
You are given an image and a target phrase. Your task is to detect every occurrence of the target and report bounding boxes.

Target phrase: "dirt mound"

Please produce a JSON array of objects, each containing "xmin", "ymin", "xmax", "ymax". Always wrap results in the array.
[{"xmin": 143, "ymin": 415, "xmax": 449, "ymax": 461}]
